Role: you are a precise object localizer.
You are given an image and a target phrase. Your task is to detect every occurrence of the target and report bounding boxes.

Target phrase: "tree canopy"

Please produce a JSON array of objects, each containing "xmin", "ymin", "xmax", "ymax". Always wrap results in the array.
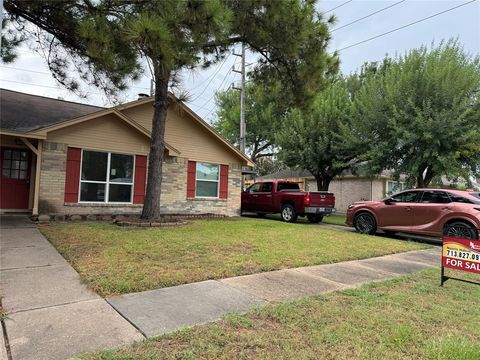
[
  {"xmin": 356, "ymin": 39, "xmax": 480, "ymax": 187},
  {"xmin": 213, "ymin": 81, "xmax": 282, "ymax": 163},
  {"xmin": 276, "ymin": 77, "xmax": 365, "ymax": 191}
]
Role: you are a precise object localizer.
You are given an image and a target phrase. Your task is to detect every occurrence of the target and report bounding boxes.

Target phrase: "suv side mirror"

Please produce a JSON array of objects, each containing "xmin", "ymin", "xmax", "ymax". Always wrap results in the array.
[{"xmin": 384, "ymin": 198, "xmax": 395, "ymax": 205}]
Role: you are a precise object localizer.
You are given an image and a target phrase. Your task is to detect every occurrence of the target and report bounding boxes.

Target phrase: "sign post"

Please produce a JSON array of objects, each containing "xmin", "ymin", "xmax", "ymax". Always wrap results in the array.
[{"xmin": 441, "ymin": 236, "xmax": 480, "ymax": 286}]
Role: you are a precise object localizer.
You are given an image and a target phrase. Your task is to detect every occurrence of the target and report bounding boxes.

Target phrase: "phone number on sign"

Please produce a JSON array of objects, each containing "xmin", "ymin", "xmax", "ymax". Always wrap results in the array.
[{"xmin": 445, "ymin": 249, "xmax": 480, "ymax": 261}]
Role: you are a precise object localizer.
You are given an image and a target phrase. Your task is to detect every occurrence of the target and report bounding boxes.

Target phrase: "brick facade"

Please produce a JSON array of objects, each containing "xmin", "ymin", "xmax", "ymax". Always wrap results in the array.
[{"xmin": 38, "ymin": 141, "xmax": 242, "ymax": 216}]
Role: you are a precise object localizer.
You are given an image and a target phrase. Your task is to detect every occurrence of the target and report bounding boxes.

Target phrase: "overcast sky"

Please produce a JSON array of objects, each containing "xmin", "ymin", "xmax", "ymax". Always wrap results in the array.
[{"xmin": 1, "ymin": 0, "xmax": 478, "ymax": 123}]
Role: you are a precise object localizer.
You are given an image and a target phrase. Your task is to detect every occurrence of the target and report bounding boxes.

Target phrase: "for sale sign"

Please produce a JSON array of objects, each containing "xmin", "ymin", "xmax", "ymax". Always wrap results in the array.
[{"xmin": 442, "ymin": 236, "xmax": 480, "ymax": 274}]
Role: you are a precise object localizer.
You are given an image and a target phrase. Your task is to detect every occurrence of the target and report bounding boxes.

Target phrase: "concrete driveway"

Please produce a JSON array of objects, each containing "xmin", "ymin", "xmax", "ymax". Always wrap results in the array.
[{"xmin": 0, "ymin": 215, "xmax": 143, "ymax": 360}]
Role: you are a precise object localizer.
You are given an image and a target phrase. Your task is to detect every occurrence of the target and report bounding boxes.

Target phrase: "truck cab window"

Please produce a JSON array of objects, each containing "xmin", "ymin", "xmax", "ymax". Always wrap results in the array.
[{"xmin": 261, "ymin": 182, "xmax": 273, "ymax": 192}]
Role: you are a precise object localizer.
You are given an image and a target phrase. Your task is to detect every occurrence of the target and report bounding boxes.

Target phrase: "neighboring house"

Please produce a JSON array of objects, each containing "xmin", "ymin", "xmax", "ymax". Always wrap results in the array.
[
  {"xmin": 0, "ymin": 89, "xmax": 252, "ymax": 216},
  {"xmin": 257, "ymin": 169, "xmax": 404, "ymax": 214}
]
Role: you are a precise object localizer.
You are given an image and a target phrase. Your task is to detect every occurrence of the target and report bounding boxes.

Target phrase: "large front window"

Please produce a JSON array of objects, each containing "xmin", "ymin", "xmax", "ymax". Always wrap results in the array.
[
  {"xmin": 196, "ymin": 162, "xmax": 219, "ymax": 198},
  {"xmin": 80, "ymin": 150, "xmax": 134, "ymax": 203}
]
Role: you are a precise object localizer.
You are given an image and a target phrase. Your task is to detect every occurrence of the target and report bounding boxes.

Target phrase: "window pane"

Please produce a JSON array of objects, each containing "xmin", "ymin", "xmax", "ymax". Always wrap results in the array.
[
  {"xmin": 10, "ymin": 170, "xmax": 19, "ymax": 178},
  {"xmin": 20, "ymin": 152, "xmax": 28, "ymax": 160},
  {"xmin": 4, "ymin": 150, "xmax": 11, "ymax": 160},
  {"xmin": 19, "ymin": 170, "xmax": 27, "ymax": 179},
  {"xmin": 81, "ymin": 151, "xmax": 107, "ymax": 181},
  {"xmin": 110, "ymin": 154, "xmax": 134, "ymax": 183},
  {"xmin": 196, "ymin": 163, "xmax": 219, "ymax": 181},
  {"xmin": 108, "ymin": 184, "xmax": 132, "ymax": 202},
  {"xmin": 12, "ymin": 160, "xmax": 20, "ymax": 170},
  {"xmin": 420, "ymin": 191, "xmax": 451, "ymax": 204},
  {"xmin": 391, "ymin": 191, "xmax": 419, "ymax": 203},
  {"xmin": 2, "ymin": 169, "xmax": 9, "ymax": 177},
  {"xmin": 80, "ymin": 182, "xmax": 105, "ymax": 202},
  {"xmin": 248, "ymin": 183, "xmax": 262, "ymax": 192},
  {"xmin": 12, "ymin": 151, "xmax": 20, "ymax": 160},
  {"xmin": 196, "ymin": 180, "xmax": 218, "ymax": 197},
  {"xmin": 20, "ymin": 161, "xmax": 28, "ymax": 170},
  {"xmin": 2, "ymin": 160, "xmax": 11, "ymax": 169}
]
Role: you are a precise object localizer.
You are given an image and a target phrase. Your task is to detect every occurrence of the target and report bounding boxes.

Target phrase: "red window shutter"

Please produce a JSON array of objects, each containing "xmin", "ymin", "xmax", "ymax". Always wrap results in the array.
[
  {"xmin": 187, "ymin": 161, "xmax": 196, "ymax": 198},
  {"xmin": 219, "ymin": 164, "xmax": 229, "ymax": 199},
  {"xmin": 133, "ymin": 155, "xmax": 147, "ymax": 204},
  {"xmin": 64, "ymin": 147, "xmax": 81, "ymax": 203}
]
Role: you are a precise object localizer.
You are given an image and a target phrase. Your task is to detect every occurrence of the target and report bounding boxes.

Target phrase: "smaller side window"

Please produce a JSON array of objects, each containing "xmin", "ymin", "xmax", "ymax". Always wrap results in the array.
[
  {"xmin": 449, "ymin": 194, "xmax": 473, "ymax": 204},
  {"xmin": 261, "ymin": 182, "xmax": 273, "ymax": 192}
]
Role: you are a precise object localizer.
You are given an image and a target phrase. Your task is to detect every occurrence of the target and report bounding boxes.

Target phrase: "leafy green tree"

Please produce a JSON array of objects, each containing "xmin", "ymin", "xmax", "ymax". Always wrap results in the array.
[
  {"xmin": 4, "ymin": 0, "xmax": 338, "ymax": 219},
  {"xmin": 357, "ymin": 39, "xmax": 480, "ymax": 187},
  {"xmin": 276, "ymin": 77, "xmax": 365, "ymax": 191},
  {"xmin": 213, "ymin": 81, "xmax": 282, "ymax": 163}
]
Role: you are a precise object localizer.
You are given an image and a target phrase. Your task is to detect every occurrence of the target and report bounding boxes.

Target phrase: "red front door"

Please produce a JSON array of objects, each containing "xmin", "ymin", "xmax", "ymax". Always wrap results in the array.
[{"xmin": 0, "ymin": 148, "xmax": 31, "ymax": 209}]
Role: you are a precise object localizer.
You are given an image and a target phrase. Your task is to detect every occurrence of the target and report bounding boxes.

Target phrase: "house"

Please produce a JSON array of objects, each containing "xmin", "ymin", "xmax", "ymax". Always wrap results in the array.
[
  {"xmin": 0, "ymin": 89, "xmax": 252, "ymax": 216},
  {"xmin": 257, "ymin": 169, "xmax": 405, "ymax": 214}
]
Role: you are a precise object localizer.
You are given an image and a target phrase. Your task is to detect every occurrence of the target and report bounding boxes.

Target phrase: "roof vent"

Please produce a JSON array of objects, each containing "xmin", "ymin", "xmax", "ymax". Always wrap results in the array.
[{"xmin": 138, "ymin": 93, "xmax": 149, "ymax": 100}]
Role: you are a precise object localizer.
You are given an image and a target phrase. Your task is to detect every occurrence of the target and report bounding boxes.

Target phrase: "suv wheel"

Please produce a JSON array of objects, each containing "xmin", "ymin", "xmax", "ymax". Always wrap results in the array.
[
  {"xmin": 354, "ymin": 212, "xmax": 377, "ymax": 235},
  {"xmin": 307, "ymin": 214, "xmax": 323, "ymax": 223},
  {"xmin": 444, "ymin": 221, "xmax": 478, "ymax": 240},
  {"xmin": 281, "ymin": 204, "xmax": 297, "ymax": 223}
]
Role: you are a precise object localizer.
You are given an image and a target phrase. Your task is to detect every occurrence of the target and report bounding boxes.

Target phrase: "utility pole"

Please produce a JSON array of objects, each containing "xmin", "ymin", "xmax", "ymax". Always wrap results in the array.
[{"xmin": 233, "ymin": 43, "xmax": 246, "ymax": 153}]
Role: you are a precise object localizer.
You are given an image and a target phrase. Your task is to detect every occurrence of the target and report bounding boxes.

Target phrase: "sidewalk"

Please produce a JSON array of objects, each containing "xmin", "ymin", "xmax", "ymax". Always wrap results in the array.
[
  {"xmin": 108, "ymin": 246, "xmax": 441, "ymax": 337},
  {"xmin": 0, "ymin": 216, "xmax": 143, "ymax": 360}
]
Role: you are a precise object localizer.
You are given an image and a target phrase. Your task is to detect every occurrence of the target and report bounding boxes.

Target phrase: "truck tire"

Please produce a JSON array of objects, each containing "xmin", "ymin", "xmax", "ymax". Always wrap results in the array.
[
  {"xmin": 281, "ymin": 204, "xmax": 297, "ymax": 223},
  {"xmin": 307, "ymin": 214, "xmax": 323, "ymax": 223}
]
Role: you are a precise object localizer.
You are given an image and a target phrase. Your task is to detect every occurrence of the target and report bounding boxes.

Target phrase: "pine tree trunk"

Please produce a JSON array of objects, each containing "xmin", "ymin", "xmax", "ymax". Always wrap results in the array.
[{"xmin": 141, "ymin": 73, "xmax": 170, "ymax": 220}]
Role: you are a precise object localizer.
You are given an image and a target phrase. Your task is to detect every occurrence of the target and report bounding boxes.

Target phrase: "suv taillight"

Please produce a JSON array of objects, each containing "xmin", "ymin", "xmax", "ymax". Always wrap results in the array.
[{"xmin": 304, "ymin": 194, "xmax": 311, "ymax": 206}]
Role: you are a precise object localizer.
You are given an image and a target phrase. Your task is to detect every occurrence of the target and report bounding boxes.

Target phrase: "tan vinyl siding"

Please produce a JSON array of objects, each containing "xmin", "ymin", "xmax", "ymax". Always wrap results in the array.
[
  {"xmin": 46, "ymin": 114, "xmax": 150, "ymax": 155},
  {"xmin": 122, "ymin": 103, "xmax": 240, "ymax": 164}
]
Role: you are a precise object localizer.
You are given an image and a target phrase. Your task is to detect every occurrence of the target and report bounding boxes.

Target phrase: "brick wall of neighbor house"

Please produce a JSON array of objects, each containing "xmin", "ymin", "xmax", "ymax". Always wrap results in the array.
[
  {"xmin": 307, "ymin": 177, "xmax": 386, "ymax": 214},
  {"xmin": 38, "ymin": 142, "xmax": 242, "ymax": 216}
]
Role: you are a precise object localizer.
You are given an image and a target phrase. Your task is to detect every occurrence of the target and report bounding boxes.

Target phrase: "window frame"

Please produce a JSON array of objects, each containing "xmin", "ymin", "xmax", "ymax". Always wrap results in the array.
[
  {"xmin": 195, "ymin": 161, "xmax": 220, "ymax": 199},
  {"xmin": 78, "ymin": 149, "xmax": 135, "ymax": 204}
]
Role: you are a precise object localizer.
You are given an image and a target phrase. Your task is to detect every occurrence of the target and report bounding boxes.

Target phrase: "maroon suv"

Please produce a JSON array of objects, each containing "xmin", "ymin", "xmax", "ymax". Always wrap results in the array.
[{"xmin": 346, "ymin": 189, "xmax": 480, "ymax": 239}]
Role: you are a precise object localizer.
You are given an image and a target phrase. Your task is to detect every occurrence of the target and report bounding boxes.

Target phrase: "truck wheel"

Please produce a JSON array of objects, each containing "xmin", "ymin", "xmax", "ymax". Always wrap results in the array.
[
  {"xmin": 281, "ymin": 204, "xmax": 297, "ymax": 223},
  {"xmin": 307, "ymin": 214, "xmax": 323, "ymax": 223}
]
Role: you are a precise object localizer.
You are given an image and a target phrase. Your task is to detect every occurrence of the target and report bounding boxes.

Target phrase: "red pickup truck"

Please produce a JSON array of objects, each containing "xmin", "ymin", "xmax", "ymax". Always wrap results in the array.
[{"xmin": 241, "ymin": 181, "xmax": 335, "ymax": 223}]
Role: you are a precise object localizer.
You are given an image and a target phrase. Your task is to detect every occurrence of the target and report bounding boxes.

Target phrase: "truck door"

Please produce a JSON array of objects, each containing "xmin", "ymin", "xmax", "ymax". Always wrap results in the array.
[
  {"xmin": 257, "ymin": 182, "xmax": 274, "ymax": 212},
  {"xmin": 242, "ymin": 183, "xmax": 262, "ymax": 211}
]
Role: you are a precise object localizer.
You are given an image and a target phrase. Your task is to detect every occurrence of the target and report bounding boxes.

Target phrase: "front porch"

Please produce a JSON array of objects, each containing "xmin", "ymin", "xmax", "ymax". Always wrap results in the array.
[{"xmin": 0, "ymin": 133, "xmax": 43, "ymax": 215}]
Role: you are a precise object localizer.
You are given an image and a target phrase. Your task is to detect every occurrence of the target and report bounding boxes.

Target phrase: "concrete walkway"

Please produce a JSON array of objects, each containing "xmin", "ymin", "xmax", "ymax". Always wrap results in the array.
[
  {"xmin": 108, "ymin": 246, "xmax": 441, "ymax": 338},
  {"xmin": 0, "ymin": 216, "xmax": 143, "ymax": 360}
]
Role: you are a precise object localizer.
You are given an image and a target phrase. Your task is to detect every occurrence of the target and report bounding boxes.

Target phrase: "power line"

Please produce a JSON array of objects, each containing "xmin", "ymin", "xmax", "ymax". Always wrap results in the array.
[
  {"xmin": 338, "ymin": 0, "xmax": 478, "ymax": 52},
  {"xmin": 188, "ymin": 52, "xmax": 232, "ymax": 92},
  {"xmin": 0, "ymin": 78, "xmax": 71, "ymax": 91},
  {"xmin": 332, "ymin": 0, "xmax": 406, "ymax": 32},
  {"xmin": 323, "ymin": 0, "xmax": 353, "ymax": 14},
  {"xmin": 194, "ymin": 67, "xmax": 234, "ymax": 112},
  {"xmin": 190, "ymin": 53, "xmax": 232, "ymax": 102},
  {"xmin": 0, "ymin": 65, "xmax": 150, "ymax": 90}
]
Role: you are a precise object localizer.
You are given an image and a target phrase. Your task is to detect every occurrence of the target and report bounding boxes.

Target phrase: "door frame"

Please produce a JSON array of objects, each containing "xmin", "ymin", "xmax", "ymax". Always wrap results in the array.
[{"xmin": 0, "ymin": 146, "xmax": 33, "ymax": 210}]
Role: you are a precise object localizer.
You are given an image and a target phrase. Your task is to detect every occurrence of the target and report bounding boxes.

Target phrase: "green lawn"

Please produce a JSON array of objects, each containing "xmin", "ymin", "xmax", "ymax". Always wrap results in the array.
[
  {"xmin": 40, "ymin": 218, "xmax": 428, "ymax": 297},
  {"xmin": 323, "ymin": 214, "xmax": 347, "ymax": 226},
  {"xmin": 79, "ymin": 269, "xmax": 480, "ymax": 360}
]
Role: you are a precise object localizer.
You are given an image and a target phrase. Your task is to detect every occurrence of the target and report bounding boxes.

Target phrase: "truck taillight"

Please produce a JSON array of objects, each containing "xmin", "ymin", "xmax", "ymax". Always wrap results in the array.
[{"xmin": 304, "ymin": 194, "xmax": 311, "ymax": 206}]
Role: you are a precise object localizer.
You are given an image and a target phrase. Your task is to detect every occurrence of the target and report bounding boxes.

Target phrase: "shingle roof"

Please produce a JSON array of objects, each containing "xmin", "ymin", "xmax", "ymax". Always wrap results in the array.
[{"xmin": 0, "ymin": 88, "xmax": 103, "ymax": 132}]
